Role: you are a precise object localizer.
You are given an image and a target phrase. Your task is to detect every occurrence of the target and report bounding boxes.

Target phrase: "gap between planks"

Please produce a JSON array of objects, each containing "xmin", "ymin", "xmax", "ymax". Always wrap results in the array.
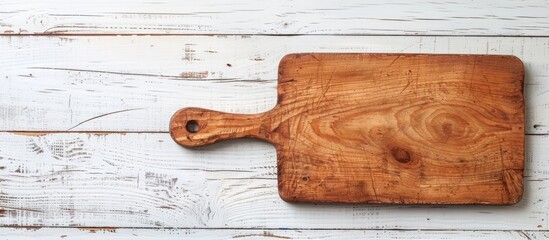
[
  {"xmin": 4, "ymin": 131, "xmax": 546, "ymax": 136},
  {"xmin": 0, "ymin": 228, "xmax": 546, "ymax": 240},
  {"xmin": 1, "ymin": 226, "xmax": 549, "ymax": 232},
  {"xmin": 2, "ymin": 34, "xmax": 549, "ymax": 38}
]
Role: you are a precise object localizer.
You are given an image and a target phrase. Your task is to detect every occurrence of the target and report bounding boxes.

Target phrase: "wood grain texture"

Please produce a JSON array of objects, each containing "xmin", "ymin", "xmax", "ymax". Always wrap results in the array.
[
  {"xmin": 0, "ymin": 133, "xmax": 547, "ymax": 229},
  {"xmin": 170, "ymin": 54, "xmax": 525, "ymax": 204},
  {"xmin": 0, "ymin": 0, "xmax": 547, "ymax": 235},
  {"xmin": 1, "ymin": 0, "xmax": 549, "ymax": 35},
  {"xmin": 0, "ymin": 36, "xmax": 548, "ymax": 134},
  {"xmin": 0, "ymin": 228, "xmax": 547, "ymax": 240}
]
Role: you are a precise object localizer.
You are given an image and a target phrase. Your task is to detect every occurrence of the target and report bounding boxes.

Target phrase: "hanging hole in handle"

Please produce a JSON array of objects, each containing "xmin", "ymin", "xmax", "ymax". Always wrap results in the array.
[{"xmin": 186, "ymin": 120, "xmax": 200, "ymax": 133}]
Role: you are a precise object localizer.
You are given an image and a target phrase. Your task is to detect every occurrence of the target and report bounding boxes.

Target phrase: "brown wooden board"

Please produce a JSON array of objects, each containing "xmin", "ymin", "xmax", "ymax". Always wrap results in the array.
[{"xmin": 170, "ymin": 53, "xmax": 525, "ymax": 204}]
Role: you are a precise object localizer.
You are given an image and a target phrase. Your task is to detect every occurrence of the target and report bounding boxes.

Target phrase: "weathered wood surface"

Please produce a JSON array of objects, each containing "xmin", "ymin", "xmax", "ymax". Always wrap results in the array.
[
  {"xmin": 1, "ymin": 36, "xmax": 548, "ymax": 134},
  {"xmin": 1, "ymin": 0, "xmax": 549, "ymax": 236},
  {"xmin": 1, "ymin": 0, "xmax": 549, "ymax": 35},
  {"xmin": 0, "ymin": 228, "xmax": 546, "ymax": 240},
  {"xmin": 0, "ymin": 133, "xmax": 547, "ymax": 229},
  {"xmin": 170, "ymin": 54, "xmax": 525, "ymax": 204}
]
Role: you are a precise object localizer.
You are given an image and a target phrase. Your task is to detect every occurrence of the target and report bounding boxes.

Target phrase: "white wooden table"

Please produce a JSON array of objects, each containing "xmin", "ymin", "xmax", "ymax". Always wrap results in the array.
[{"xmin": 1, "ymin": 1, "xmax": 548, "ymax": 239}]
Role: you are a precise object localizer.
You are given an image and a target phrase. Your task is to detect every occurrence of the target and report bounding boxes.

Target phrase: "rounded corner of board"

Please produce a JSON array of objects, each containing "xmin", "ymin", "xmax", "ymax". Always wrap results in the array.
[
  {"xmin": 278, "ymin": 53, "xmax": 300, "ymax": 66},
  {"xmin": 508, "ymin": 193, "xmax": 525, "ymax": 205},
  {"xmin": 277, "ymin": 189, "xmax": 295, "ymax": 203},
  {"xmin": 506, "ymin": 55, "xmax": 525, "ymax": 72}
]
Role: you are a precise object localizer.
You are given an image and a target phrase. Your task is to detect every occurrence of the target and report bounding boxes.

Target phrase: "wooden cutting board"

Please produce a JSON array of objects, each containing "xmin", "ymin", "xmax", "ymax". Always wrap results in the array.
[{"xmin": 170, "ymin": 53, "xmax": 525, "ymax": 204}]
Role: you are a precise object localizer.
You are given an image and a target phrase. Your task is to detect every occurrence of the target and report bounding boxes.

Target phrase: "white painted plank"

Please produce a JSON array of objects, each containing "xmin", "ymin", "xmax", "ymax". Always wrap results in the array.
[
  {"xmin": 1, "ymin": 0, "xmax": 549, "ymax": 35},
  {"xmin": 1, "ymin": 36, "xmax": 548, "ymax": 133},
  {"xmin": 0, "ymin": 228, "xmax": 547, "ymax": 240},
  {"xmin": 0, "ymin": 133, "xmax": 547, "ymax": 230}
]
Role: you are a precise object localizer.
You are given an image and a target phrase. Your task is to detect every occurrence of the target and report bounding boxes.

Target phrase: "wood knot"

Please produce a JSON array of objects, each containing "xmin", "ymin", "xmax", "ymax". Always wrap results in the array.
[
  {"xmin": 427, "ymin": 112, "xmax": 473, "ymax": 144},
  {"xmin": 390, "ymin": 147, "xmax": 411, "ymax": 163}
]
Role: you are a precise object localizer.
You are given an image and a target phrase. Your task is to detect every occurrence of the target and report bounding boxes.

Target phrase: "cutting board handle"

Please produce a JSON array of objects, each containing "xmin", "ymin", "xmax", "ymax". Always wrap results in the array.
[{"xmin": 170, "ymin": 107, "xmax": 271, "ymax": 147}]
